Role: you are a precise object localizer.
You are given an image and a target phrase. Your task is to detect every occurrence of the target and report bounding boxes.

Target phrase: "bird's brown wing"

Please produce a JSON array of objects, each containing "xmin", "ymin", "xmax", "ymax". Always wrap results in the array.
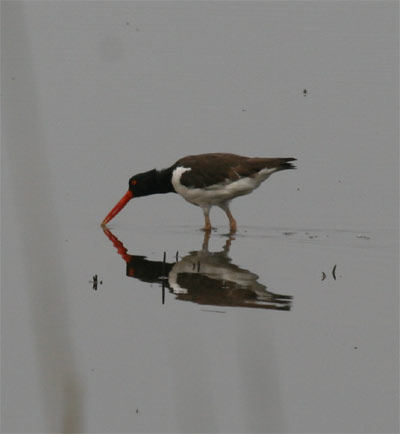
[
  {"xmin": 235, "ymin": 157, "xmax": 297, "ymax": 177},
  {"xmin": 176, "ymin": 153, "xmax": 296, "ymax": 189}
]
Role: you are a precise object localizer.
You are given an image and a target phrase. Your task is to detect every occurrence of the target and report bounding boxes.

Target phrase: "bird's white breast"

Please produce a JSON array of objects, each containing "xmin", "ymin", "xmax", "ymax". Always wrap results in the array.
[{"xmin": 172, "ymin": 166, "xmax": 276, "ymax": 208}]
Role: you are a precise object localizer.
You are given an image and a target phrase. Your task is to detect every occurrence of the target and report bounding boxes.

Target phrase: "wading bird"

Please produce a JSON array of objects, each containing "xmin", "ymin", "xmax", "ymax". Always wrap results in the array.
[{"xmin": 101, "ymin": 153, "xmax": 296, "ymax": 232}]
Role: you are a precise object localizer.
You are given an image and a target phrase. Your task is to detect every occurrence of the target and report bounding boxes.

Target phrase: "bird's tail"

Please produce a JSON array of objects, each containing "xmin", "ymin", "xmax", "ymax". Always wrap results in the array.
[{"xmin": 275, "ymin": 158, "xmax": 297, "ymax": 172}]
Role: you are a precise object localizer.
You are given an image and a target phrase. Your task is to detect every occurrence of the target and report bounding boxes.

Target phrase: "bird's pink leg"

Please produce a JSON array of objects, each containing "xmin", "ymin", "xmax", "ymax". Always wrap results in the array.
[
  {"xmin": 225, "ymin": 209, "xmax": 237, "ymax": 233},
  {"xmin": 219, "ymin": 203, "xmax": 237, "ymax": 233},
  {"xmin": 202, "ymin": 207, "xmax": 212, "ymax": 232}
]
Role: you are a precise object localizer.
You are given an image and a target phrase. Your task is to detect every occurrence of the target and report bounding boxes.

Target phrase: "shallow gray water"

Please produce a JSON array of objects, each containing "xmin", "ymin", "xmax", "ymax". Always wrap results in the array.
[{"xmin": 2, "ymin": 2, "xmax": 398, "ymax": 433}]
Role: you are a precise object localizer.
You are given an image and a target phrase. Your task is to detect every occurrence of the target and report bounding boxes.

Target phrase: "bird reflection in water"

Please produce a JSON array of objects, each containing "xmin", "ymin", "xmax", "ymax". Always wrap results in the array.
[{"xmin": 102, "ymin": 229, "xmax": 292, "ymax": 311}]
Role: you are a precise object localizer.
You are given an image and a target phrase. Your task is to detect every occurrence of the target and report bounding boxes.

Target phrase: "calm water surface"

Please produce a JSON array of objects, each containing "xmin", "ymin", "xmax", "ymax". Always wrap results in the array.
[{"xmin": 2, "ymin": 220, "xmax": 397, "ymax": 433}]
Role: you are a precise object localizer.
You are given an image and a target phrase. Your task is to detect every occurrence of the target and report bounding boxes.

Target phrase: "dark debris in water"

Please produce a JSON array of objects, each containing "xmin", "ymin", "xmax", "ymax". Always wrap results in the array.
[
  {"xmin": 321, "ymin": 265, "xmax": 339, "ymax": 282},
  {"xmin": 90, "ymin": 275, "xmax": 103, "ymax": 290}
]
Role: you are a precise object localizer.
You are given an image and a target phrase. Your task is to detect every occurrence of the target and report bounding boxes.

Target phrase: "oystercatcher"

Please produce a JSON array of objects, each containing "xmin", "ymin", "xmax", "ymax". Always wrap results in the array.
[{"xmin": 101, "ymin": 153, "xmax": 296, "ymax": 232}]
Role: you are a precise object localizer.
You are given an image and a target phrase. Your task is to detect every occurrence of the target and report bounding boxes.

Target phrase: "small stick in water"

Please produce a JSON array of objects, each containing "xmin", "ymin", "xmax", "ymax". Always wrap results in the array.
[
  {"xmin": 332, "ymin": 264, "xmax": 337, "ymax": 280},
  {"xmin": 162, "ymin": 252, "xmax": 166, "ymax": 304}
]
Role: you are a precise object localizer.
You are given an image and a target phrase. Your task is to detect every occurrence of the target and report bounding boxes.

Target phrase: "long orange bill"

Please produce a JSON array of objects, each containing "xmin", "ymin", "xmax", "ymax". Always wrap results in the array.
[{"xmin": 101, "ymin": 190, "xmax": 134, "ymax": 226}]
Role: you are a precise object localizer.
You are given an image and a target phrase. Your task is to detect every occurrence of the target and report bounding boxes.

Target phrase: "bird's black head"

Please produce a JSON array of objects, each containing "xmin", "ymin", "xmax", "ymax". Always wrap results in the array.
[{"xmin": 128, "ymin": 169, "xmax": 158, "ymax": 197}]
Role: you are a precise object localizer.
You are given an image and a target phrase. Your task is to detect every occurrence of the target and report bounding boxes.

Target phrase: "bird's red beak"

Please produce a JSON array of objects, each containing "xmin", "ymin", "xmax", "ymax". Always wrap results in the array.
[{"xmin": 101, "ymin": 190, "xmax": 134, "ymax": 226}]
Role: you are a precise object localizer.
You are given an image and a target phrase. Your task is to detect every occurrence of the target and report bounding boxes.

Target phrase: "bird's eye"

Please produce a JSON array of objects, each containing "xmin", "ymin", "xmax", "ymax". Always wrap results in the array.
[{"xmin": 130, "ymin": 179, "xmax": 137, "ymax": 186}]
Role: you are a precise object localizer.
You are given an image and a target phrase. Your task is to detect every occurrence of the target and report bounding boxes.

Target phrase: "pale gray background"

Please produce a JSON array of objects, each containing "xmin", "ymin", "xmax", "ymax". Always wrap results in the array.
[{"xmin": 1, "ymin": 1, "xmax": 398, "ymax": 433}]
